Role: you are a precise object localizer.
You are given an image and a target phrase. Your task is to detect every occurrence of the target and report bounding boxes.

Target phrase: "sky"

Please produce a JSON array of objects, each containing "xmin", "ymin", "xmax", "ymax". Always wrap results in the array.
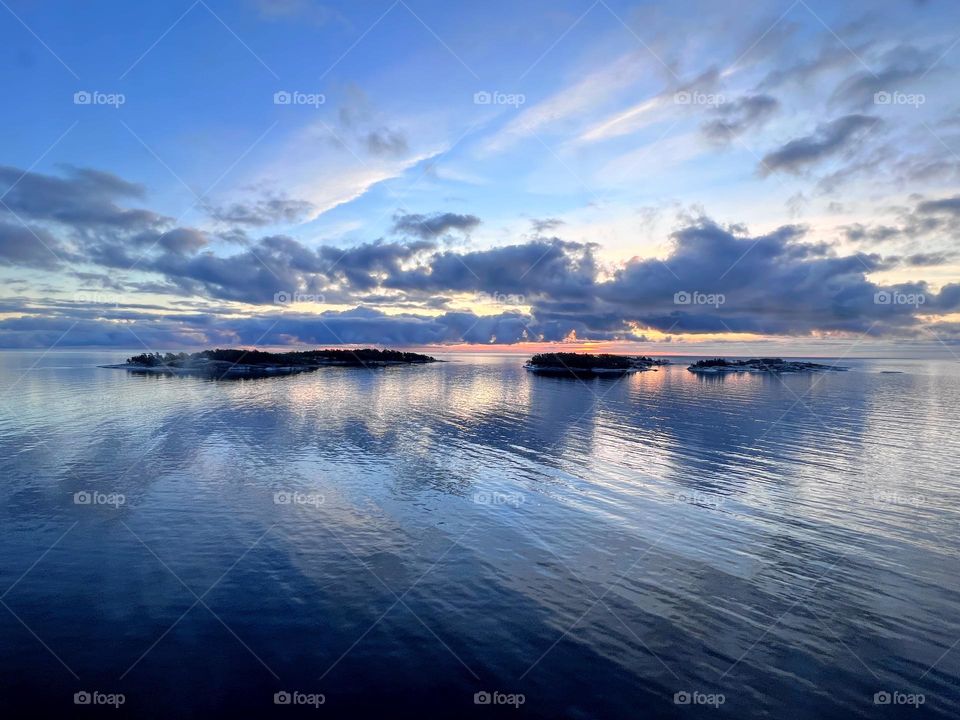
[{"xmin": 1, "ymin": 0, "xmax": 959, "ymax": 356}]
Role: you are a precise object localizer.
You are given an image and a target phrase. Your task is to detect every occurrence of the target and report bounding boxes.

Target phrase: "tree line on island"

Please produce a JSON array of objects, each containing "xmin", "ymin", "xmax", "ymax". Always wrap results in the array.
[
  {"xmin": 528, "ymin": 352, "xmax": 637, "ymax": 369},
  {"xmin": 125, "ymin": 348, "xmax": 437, "ymax": 368},
  {"xmin": 687, "ymin": 357, "xmax": 843, "ymax": 373},
  {"xmin": 524, "ymin": 353, "xmax": 842, "ymax": 377},
  {"xmin": 110, "ymin": 348, "xmax": 841, "ymax": 380}
]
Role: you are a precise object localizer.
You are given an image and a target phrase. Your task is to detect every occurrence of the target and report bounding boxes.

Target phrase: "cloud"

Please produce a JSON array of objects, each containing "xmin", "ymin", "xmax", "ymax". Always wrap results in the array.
[
  {"xmin": 904, "ymin": 252, "xmax": 954, "ymax": 266},
  {"xmin": 842, "ymin": 223, "xmax": 901, "ymax": 244},
  {"xmin": 760, "ymin": 114, "xmax": 879, "ymax": 175},
  {"xmin": 205, "ymin": 194, "xmax": 315, "ymax": 227},
  {"xmin": 364, "ymin": 128, "xmax": 409, "ymax": 158},
  {"xmin": 830, "ymin": 45, "xmax": 939, "ymax": 108},
  {"xmin": 334, "ymin": 87, "xmax": 408, "ymax": 158},
  {"xmin": 0, "ymin": 159, "xmax": 955, "ymax": 347},
  {"xmin": 255, "ymin": 88, "xmax": 436, "ymax": 217},
  {"xmin": 0, "ymin": 302, "xmax": 541, "ymax": 348},
  {"xmin": 140, "ymin": 227, "xmax": 210, "ymax": 255},
  {"xmin": 758, "ymin": 41, "xmax": 866, "ymax": 91},
  {"xmin": 837, "ymin": 195, "xmax": 960, "ymax": 271},
  {"xmin": 585, "ymin": 219, "xmax": 944, "ymax": 335},
  {"xmin": 385, "ymin": 239, "xmax": 598, "ymax": 299},
  {"xmin": 579, "ymin": 68, "xmax": 722, "ymax": 144},
  {"xmin": 321, "ymin": 238, "xmax": 436, "ymax": 291},
  {"xmin": 7, "ymin": 211, "xmax": 960, "ymax": 346},
  {"xmin": 701, "ymin": 94, "xmax": 779, "ymax": 142},
  {"xmin": 483, "ymin": 52, "xmax": 650, "ymax": 152},
  {"xmin": 391, "ymin": 212, "xmax": 480, "ymax": 239},
  {"xmin": 0, "ymin": 164, "xmax": 200, "ymax": 277},
  {"xmin": 0, "ymin": 165, "xmax": 164, "ymax": 229},
  {"xmin": 0, "ymin": 222, "xmax": 68, "ymax": 268},
  {"xmin": 916, "ymin": 195, "xmax": 960, "ymax": 215}
]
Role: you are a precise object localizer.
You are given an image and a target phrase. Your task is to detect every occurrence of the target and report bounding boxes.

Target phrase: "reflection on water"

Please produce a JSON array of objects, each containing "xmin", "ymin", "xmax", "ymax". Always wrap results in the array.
[{"xmin": 0, "ymin": 352, "xmax": 958, "ymax": 718}]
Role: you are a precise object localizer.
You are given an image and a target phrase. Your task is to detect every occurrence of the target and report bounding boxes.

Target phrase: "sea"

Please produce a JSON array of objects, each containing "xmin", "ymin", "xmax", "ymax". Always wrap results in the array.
[{"xmin": 0, "ymin": 351, "xmax": 958, "ymax": 718}]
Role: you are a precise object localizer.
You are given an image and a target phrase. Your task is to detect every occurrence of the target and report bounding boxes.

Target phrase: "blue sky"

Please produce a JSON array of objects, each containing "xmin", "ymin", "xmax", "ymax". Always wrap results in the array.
[{"xmin": 1, "ymin": 0, "xmax": 959, "ymax": 354}]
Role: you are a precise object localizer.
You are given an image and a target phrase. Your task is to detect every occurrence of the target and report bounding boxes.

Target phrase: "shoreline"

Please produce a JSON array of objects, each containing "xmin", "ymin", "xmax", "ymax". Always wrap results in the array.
[
  {"xmin": 101, "ymin": 360, "xmax": 436, "ymax": 379},
  {"xmin": 687, "ymin": 358, "xmax": 848, "ymax": 374},
  {"xmin": 101, "ymin": 348, "xmax": 439, "ymax": 379}
]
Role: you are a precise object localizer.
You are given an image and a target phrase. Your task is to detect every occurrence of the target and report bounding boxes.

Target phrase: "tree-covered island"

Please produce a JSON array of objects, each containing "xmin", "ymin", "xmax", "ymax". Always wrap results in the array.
[{"xmin": 103, "ymin": 348, "xmax": 438, "ymax": 379}]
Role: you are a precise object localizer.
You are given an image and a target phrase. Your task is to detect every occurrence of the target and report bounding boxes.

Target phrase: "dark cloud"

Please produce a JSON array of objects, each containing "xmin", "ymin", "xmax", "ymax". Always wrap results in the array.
[
  {"xmin": 4, "ymin": 214, "xmax": 955, "ymax": 347},
  {"xmin": 70, "ymin": 271, "xmax": 127, "ymax": 290},
  {"xmin": 392, "ymin": 212, "xmax": 480, "ymax": 239},
  {"xmin": 831, "ymin": 45, "xmax": 939, "ymax": 108},
  {"xmin": 674, "ymin": 67, "xmax": 723, "ymax": 101},
  {"xmin": 385, "ymin": 239, "xmax": 598, "ymax": 299},
  {"xmin": 760, "ymin": 115, "xmax": 879, "ymax": 175},
  {"xmin": 0, "ymin": 165, "xmax": 164, "ymax": 229},
  {"xmin": 839, "ymin": 195, "xmax": 960, "ymax": 257},
  {"xmin": 206, "ymin": 195, "xmax": 315, "ymax": 226},
  {"xmin": 758, "ymin": 40, "xmax": 869, "ymax": 91},
  {"xmin": 143, "ymin": 234, "xmax": 326, "ymax": 303},
  {"xmin": 702, "ymin": 94, "xmax": 779, "ymax": 142},
  {"xmin": 842, "ymin": 223, "xmax": 901, "ymax": 244},
  {"xmin": 904, "ymin": 252, "xmax": 954, "ymax": 266},
  {"xmin": 0, "ymin": 222, "xmax": 68, "ymax": 268},
  {"xmin": 916, "ymin": 195, "xmax": 960, "ymax": 215},
  {"xmin": 0, "ymin": 304, "xmax": 543, "ymax": 349},
  {"xmin": 531, "ymin": 218, "xmax": 565, "ymax": 234},
  {"xmin": 364, "ymin": 128, "xmax": 408, "ymax": 158},
  {"xmin": 333, "ymin": 87, "xmax": 409, "ymax": 158},
  {"xmin": 320, "ymin": 238, "xmax": 436, "ymax": 291},
  {"xmin": 140, "ymin": 228, "xmax": 210, "ymax": 255},
  {"xmin": 108, "ymin": 234, "xmax": 437, "ymax": 304},
  {"xmin": 0, "ymin": 161, "xmax": 955, "ymax": 347}
]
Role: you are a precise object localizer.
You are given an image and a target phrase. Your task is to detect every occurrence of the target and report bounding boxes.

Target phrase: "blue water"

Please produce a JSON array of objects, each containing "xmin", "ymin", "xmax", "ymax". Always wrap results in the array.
[{"xmin": 1, "ymin": 351, "xmax": 958, "ymax": 717}]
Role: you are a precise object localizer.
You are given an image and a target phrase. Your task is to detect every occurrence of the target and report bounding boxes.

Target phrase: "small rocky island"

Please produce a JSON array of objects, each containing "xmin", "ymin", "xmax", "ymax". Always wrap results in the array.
[
  {"xmin": 687, "ymin": 357, "xmax": 847, "ymax": 374},
  {"xmin": 103, "ymin": 348, "xmax": 437, "ymax": 379},
  {"xmin": 525, "ymin": 352, "xmax": 669, "ymax": 377}
]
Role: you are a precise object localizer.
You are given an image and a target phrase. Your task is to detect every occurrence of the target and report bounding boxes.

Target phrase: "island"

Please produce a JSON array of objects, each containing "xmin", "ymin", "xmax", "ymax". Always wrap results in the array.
[
  {"xmin": 102, "ymin": 348, "xmax": 438, "ymax": 379},
  {"xmin": 687, "ymin": 357, "xmax": 847, "ymax": 374},
  {"xmin": 525, "ymin": 352, "xmax": 666, "ymax": 377}
]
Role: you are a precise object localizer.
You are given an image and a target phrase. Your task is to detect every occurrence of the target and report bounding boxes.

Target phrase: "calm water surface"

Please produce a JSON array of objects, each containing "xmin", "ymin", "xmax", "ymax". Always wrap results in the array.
[{"xmin": 1, "ymin": 351, "xmax": 958, "ymax": 717}]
